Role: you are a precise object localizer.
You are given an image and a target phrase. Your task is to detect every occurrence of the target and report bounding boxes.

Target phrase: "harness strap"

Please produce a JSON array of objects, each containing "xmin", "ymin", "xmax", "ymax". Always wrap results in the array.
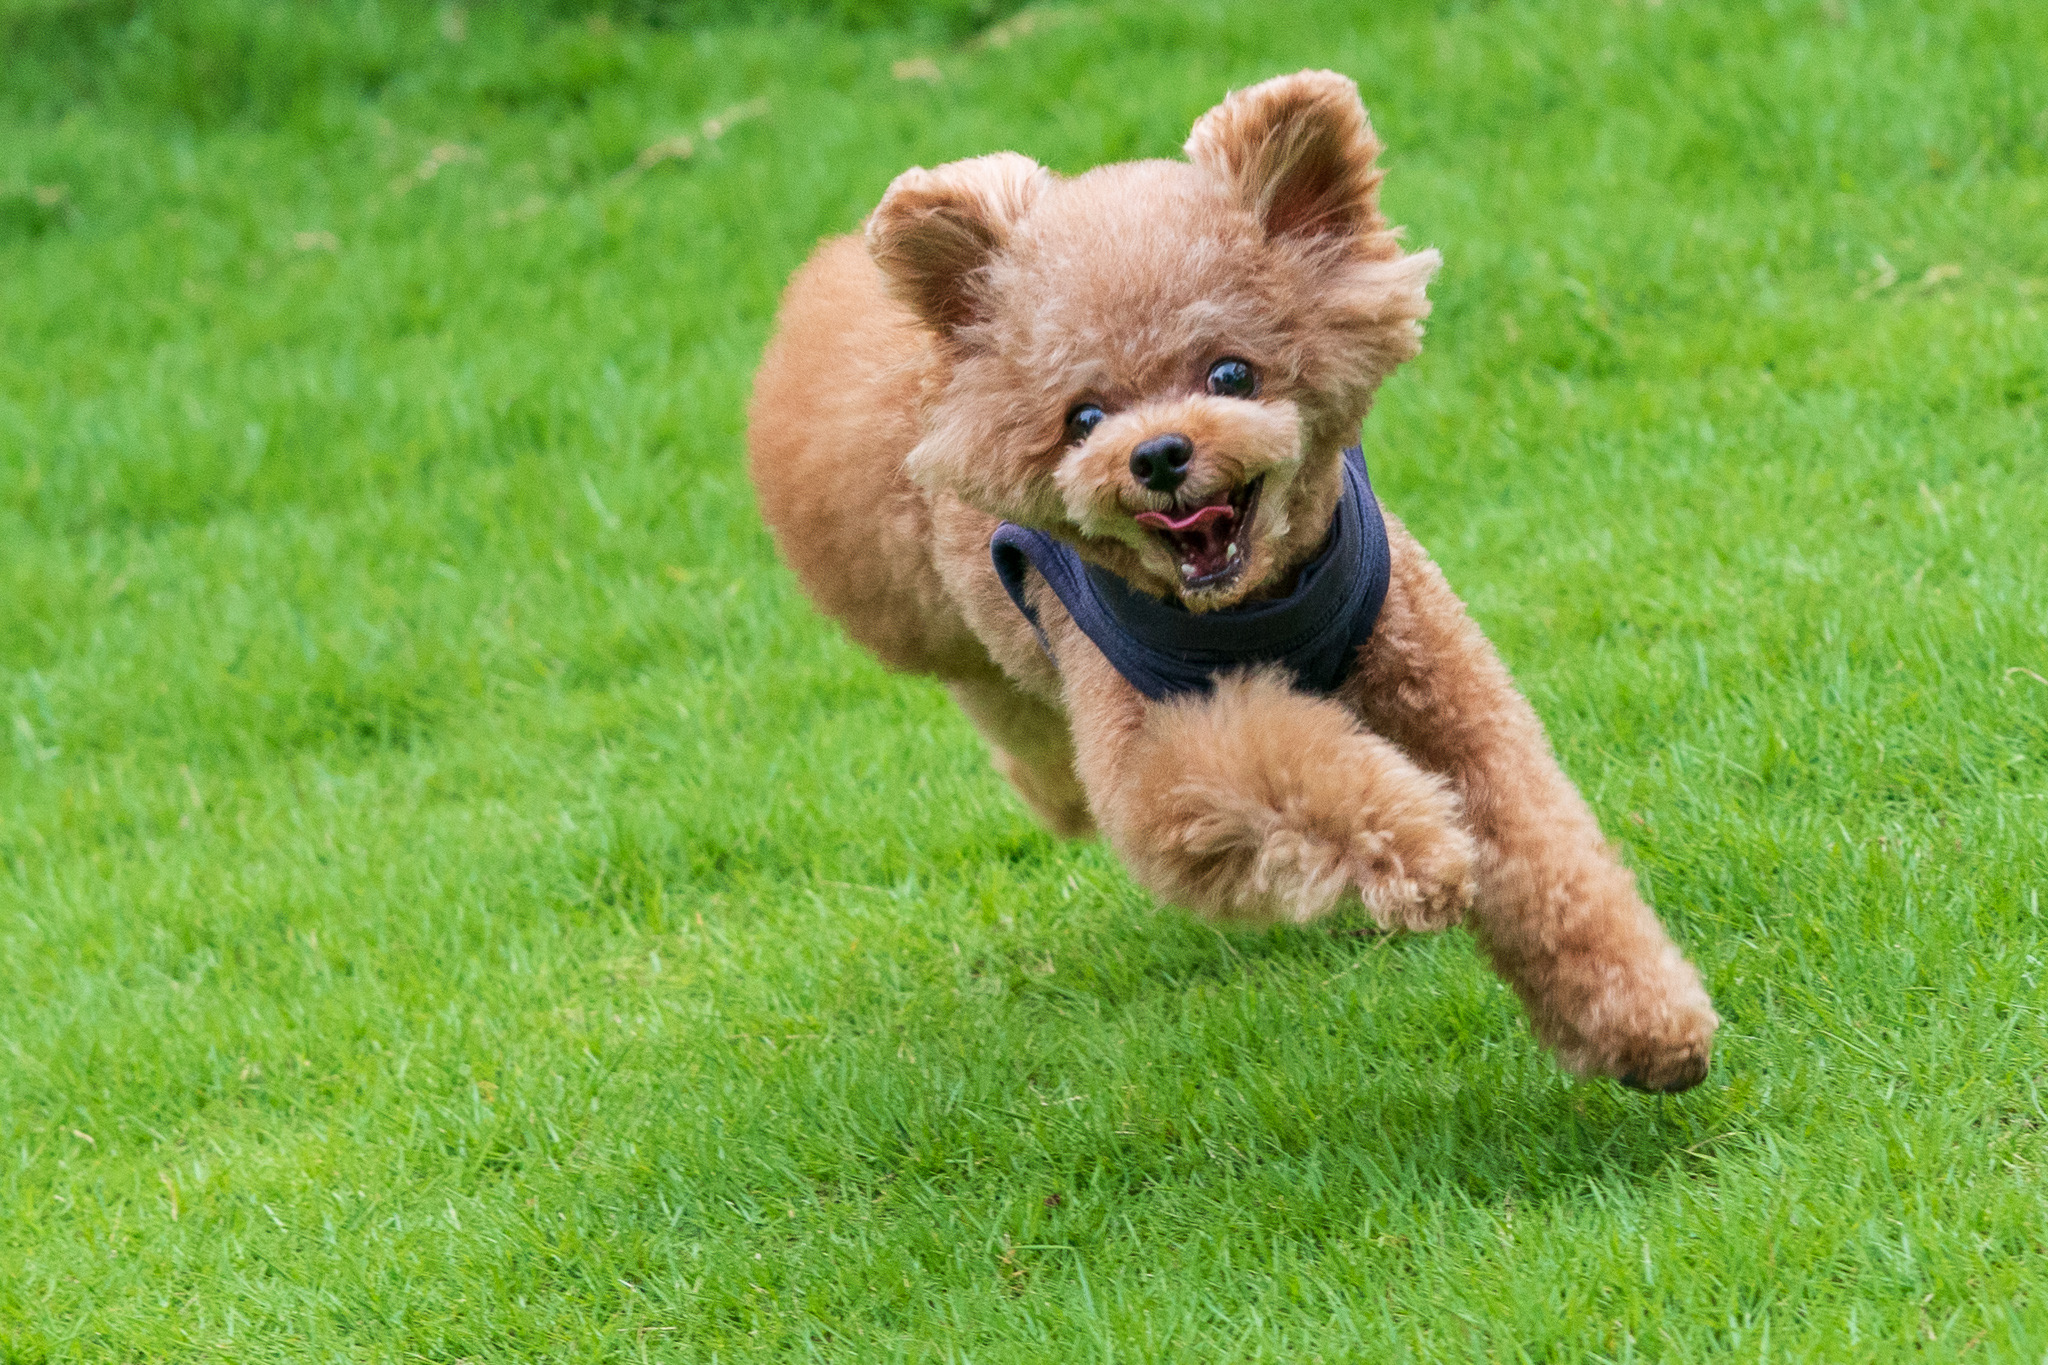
[{"xmin": 989, "ymin": 445, "xmax": 1389, "ymax": 700}]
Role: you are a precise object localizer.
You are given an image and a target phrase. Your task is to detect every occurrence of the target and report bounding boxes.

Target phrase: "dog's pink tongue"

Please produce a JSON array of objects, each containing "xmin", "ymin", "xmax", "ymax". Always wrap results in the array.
[
  {"xmin": 1136, "ymin": 502, "xmax": 1238, "ymax": 581},
  {"xmin": 1134, "ymin": 504, "xmax": 1233, "ymax": 534}
]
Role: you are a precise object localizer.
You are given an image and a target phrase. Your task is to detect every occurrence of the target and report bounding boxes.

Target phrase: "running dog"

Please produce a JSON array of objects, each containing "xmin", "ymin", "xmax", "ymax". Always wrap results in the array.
[{"xmin": 747, "ymin": 70, "xmax": 1717, "ymax": 1091}]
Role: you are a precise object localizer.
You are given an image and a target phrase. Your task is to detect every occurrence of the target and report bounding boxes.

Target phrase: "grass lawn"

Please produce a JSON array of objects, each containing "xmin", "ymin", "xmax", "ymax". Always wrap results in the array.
[{"xmin": 3, "ymin": 0, "xmax": 2046, "ymax": 1357}]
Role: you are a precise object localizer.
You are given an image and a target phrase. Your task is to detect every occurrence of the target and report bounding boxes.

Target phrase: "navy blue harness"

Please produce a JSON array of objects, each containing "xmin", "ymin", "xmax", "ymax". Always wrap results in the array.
[{"xmin": 989, "ymin": 445, "xmax": 1390, "ymax": 701}]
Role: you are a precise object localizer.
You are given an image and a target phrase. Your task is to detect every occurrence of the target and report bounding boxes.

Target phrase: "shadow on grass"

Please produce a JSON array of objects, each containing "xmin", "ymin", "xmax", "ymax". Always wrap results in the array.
[
  {"xmin": 742, "ymin": 921, "xmax": 1712, "ymax": 1212},
  {"xmin": 565, "ymin": 807, "xmax": 1722, "ymax": 1223}
]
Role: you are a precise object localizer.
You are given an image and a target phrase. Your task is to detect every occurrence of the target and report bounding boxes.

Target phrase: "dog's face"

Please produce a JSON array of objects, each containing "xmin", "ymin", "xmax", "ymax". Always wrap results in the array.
[{"xmin": 868, "ymin": 71, "xmax": 1439, "ymax": 610}]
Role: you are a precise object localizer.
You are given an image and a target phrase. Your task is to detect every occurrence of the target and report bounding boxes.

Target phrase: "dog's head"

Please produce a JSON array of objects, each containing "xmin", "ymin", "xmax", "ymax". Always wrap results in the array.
[{"xmin": 867, "ymin": 70, "xmax": 1440, "ymax": 610}]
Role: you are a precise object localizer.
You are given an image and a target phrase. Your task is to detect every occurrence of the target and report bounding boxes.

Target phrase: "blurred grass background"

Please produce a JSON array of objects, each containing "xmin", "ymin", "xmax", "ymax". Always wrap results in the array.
[{"xmin": 2, "ymin": 0, "xmax": 2046, "ymax": 1359}]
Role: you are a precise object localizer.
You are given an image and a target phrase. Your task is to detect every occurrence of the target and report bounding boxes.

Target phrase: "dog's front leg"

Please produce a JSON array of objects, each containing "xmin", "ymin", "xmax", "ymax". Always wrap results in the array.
[
  {"xmin": 1049, "ymin": 617, "xmax": 1475, "ymax": 929},
  {"xmin": 1353, "ymin": 517, "xmax": 1720, "ymax": 1092}
]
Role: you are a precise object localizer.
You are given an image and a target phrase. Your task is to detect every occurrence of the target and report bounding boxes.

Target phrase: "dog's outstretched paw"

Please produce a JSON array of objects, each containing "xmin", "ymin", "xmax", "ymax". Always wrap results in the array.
[
  {"xmin": 1608, "ymin": 991, "xmax": 1718, "ymax": 1095},
  {"xmin": 1546, "ymin": 945, "xmax": 1720, "ymax": 1095},
  {"xmin": 1617, "ymin": 1048, "xmax": 1712, "ymax": 1095},
  {"xmin": 1610, "ymin": 1021, "xmax": 1715, "ymax": 1095}
]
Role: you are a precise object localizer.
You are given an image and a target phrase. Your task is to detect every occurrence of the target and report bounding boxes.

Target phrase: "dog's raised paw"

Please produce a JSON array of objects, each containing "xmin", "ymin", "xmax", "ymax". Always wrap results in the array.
[
  {"xmin": 1346, "ymin": 811, "xmax": 1476, "ymax": 933},
  {"xmin": 1113, "ymin": 672, "xmax": 1476, "ymax": 929},
  {"xmin": 1160, "ymin": 795, "xmax": 1474, "ymax": 931},
  {"xmin": 1242, "ymin": 826, "xmax": 1355, "ymax": 924}
]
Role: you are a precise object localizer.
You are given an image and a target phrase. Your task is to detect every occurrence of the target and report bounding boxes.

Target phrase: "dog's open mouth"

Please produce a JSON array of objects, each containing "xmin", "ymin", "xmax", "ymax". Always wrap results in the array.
[{"xmin": 1135, "ymin": 478, "xmax": 1262, "ymax": 590}]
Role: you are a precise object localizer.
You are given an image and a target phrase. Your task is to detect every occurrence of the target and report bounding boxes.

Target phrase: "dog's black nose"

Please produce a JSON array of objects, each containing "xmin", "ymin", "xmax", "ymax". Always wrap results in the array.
[{"xmin": 1129, "ymin": 434, "xmax": 1193, "ymax": 493}]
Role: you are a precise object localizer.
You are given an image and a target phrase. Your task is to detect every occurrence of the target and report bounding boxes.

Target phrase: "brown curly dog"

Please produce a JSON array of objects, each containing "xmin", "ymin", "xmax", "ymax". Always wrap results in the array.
[{"xmin": 747, "ymin": 70, "xmax": 1718, "ymax": 1092}]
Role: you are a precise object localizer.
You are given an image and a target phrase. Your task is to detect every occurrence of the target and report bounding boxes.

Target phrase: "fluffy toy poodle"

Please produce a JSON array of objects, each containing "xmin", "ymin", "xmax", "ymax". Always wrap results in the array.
[{"xmin": 747, "ymin": 70, "xmax": 1717, "ymax": 1092}]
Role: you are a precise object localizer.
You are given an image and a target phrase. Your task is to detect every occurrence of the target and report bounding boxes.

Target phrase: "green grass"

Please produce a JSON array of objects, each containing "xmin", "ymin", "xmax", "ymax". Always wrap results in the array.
[{"xmin": 3, "ymin": 0, "xmax": 2046, "ymax": 1358}]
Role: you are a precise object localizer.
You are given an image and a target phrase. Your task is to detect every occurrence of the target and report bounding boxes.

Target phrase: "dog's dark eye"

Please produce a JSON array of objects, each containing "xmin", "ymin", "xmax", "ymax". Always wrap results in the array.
[
  {"xmin": 1064, "ymin": 404, "xmax": 1107, "ymax": 445},
  {"xmin": 1206, "ymin": 357, "xmax": 1256, "ymax": 399}
]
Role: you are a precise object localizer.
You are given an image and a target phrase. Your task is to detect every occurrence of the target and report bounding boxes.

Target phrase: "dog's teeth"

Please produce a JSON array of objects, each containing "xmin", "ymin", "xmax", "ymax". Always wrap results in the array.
[
  {"xmin": 1180, "ymin": 563, "xmax": 1196, "ymax": 578},
  {"xmin": 1226, "ymin": 542, "xmax": 1238, "ymax": 560}
]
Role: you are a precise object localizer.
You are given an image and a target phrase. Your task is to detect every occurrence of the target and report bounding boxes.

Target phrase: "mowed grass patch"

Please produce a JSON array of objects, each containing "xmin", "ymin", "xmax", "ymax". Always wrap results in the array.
[{"xmin": 3, "ymin": 0, "xmax": 2046, "ymax": 1358}]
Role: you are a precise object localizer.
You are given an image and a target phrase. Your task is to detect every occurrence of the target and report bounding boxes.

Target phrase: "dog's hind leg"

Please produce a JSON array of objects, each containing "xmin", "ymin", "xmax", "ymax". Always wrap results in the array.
[{"xmin": 948, "ymin": 675, "xmax": 1095, "ymax": 838}]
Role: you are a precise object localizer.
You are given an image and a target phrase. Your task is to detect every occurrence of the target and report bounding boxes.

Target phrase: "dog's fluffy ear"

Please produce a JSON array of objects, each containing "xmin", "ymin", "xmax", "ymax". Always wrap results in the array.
[
  {"xmin": 866, "ymin": 152, "xmax": 1049, "ymax": 334},
  {"xmin": 1185, "ymin": 70, "xmax": 1394, "ymax": 256}
]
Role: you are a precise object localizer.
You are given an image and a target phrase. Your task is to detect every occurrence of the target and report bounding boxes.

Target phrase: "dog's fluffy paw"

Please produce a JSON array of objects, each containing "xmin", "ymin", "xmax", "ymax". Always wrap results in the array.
[
  {"xmin": 1345, "ymin": 807, "xmax": 1476, "ymax": 932},
  {"xmin": 1113, "ymin": 672, "xmax": 1474, "ymax": 928},
  {"xmin": 1545, "ymin": 943, "xmax": 1720, "ymax": 1095},
  {"xmin": 1181, "ymin": 801, "xmax": 1474, "ymax": 929}
]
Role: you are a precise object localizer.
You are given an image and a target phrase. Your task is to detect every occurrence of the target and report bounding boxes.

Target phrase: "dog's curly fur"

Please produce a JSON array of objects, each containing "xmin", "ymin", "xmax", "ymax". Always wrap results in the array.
[{"xmin": 747, "ymin": 71, "xmax": 1718, "ymax": 1092}]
